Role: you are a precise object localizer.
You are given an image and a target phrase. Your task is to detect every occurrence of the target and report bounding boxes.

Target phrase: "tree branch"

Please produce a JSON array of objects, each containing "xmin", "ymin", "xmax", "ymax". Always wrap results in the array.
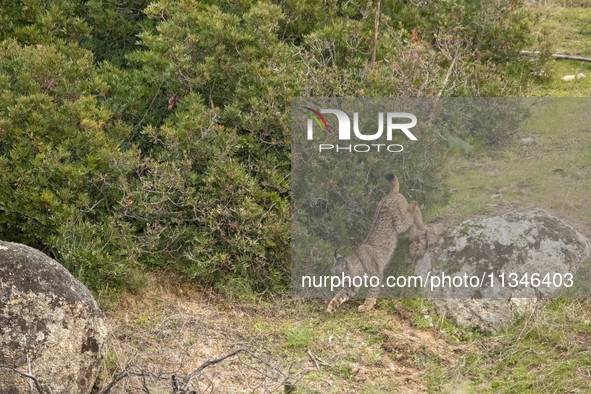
[
  {"xmin": 0, "ymin": 365, "xmax": 47, "ymax": 394},
  {"xmin": 371, "ymin": 0, "xmax": 381, "ymax": 65},
  {"xmin": 520, "ymin": 50, "xmax": 591, "ymax": 63}
]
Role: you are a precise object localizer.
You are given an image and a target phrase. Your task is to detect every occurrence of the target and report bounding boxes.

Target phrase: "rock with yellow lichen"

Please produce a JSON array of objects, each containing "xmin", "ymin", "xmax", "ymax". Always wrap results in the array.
[{"xmin": 0, "ymin": 241, "xmax": 107, "ymax": 393}]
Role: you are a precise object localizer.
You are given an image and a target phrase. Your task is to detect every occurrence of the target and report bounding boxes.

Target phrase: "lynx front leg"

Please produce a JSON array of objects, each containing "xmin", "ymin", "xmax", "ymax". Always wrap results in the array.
[
  {"xmin": 327, "ymin": 287, "xmax": 357, "ymax": 313},
  {"xmin": 408, "ymin": 200, "xmax": 426, "ymax": 235},
  {"xmin": 408, "ymin": 200, "xmax": 426, "ymax": 230},
  {"xmin": 358, "ymin": 286, "xmax": 380, "ymax": 312}
]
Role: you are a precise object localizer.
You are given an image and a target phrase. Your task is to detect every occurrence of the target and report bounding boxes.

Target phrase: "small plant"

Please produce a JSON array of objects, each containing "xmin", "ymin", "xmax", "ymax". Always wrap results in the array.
[
  {"xmin": 102, "ymin": 349, "xmax": 119, "ymax": 374},
  {"xmin": 284, "ymin": 327, "xmax": 317, "ymax": 350}
]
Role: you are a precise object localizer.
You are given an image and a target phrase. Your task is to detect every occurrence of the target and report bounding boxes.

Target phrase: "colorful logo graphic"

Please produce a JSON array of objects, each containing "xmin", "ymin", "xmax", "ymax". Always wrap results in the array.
[
  {"xmin": 303, "ymin": 107, "xmax": 328, "ymax": 133},
  {"xmin": 303, "ymin": 107, "xmax": 417, "ymax": 142}
]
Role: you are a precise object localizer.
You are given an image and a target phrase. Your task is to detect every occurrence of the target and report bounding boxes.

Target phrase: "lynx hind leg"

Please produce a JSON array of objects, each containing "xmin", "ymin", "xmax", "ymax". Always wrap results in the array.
[
  {"xmin": 327, "ymin": 287, "xmax": 357, "ymax": 313},
  {"xmin": 358, "ymin": 286, "xmax": 380, "ymax": 312}
]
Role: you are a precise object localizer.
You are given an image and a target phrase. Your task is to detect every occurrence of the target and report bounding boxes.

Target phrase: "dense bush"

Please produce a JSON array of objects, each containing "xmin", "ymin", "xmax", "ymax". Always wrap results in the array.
[
  {"xmin": 0, "ymin": 0, "xmax": 154, "ymax": 65},
  {"xmin": 0, "ymin": 40, "xmax": 135, "ymax": 287},
  {"xmin": 0, "ymin": 0, "xmax": 546, "ymax": 294}
]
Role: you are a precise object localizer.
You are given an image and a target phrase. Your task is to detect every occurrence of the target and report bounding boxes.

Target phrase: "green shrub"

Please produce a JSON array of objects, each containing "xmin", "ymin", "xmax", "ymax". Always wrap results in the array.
[
  {"xmin": 108, "ymin": 93, "xmax": 291, "ymax": 288},
  {"xmin": 0, "ymin": 0, "xmax": 154, "ymax": 66},
  {"xmin": 0, "ymin": 40, "xmax": 136, "ymax": 286}
]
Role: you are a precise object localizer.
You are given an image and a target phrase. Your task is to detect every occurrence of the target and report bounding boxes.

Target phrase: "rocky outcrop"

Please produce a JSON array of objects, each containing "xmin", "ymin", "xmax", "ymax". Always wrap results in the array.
[
  {"xmin": 415, "ymin": 209, "xmax": 591, "ymax": 333},
  {"xmin": 0, "ymin": 241, "xmax": 107, "ymax": 393}
]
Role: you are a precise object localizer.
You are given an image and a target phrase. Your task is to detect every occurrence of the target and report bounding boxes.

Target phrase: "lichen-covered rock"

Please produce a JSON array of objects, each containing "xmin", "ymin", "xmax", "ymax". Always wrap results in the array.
[
  {"xmin": 0, "ymin": 241, "xmax": 107, "ymax": 393},
  {"xmin": 415, "ymin": 209, "xmax": 591, "ymax": 333}
]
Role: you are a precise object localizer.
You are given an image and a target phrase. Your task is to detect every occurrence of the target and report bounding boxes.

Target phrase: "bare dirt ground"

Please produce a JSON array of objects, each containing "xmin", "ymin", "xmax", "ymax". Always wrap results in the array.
[{"xmin": 95, "ymin": 272, "xmax": 478, "ymax": 393}]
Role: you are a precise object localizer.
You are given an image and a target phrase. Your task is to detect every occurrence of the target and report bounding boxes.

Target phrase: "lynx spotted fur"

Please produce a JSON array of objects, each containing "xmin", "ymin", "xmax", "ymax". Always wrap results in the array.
[{"xmin": 327, "ymin": 174, "xmax": 425, "ymax": 313}]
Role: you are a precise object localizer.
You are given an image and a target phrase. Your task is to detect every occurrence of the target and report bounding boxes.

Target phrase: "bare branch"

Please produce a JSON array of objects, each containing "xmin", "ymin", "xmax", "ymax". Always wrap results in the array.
[
  {"xmin": 520, "ymin": 50, "xmax": 591, "ymax": 63},
  {"xmin": 437, "ymin": 48, "xmax": 458, "ymax": 98},
  {"xmin": 97, "ymin": 370, "xmax": 131, "ymax": 394},
  {"xmin": 0, "ymin": 365, "xmax": 48, "ymax": 394},
  {"xmin": 371, "ymin": 0, "xmax": 381, "ymax": 65},
  {"xmin": 27, "ymin": 354, "xmax": 34, "ymax": 394},
  {"xmin": 95, "ymin": 348, "xmax": 291, "ymax": 394}
]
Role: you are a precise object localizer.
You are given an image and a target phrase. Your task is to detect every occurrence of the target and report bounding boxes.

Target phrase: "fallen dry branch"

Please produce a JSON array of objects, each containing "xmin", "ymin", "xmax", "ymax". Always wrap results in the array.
[
  {"xmin": 437, "ymin": 48, "xmax": 459, "ymax": 98},
  {"xmin": 98, "ymin": 348, "xmax": 292, "ymax": 394},
  {"xmin": 2, "ymin": 348, "xmax": 295, "ymax": 394},
  {"xmin": 96, "ymin": 370, "xmax": 132, "ymax": 394},
  {"xmin": 0, "ymin": 364, "xmax": 48, "ymax": 394},
  {"xmin": 520, "ymin": 50, "xmax": 591, "ymax": 63}
]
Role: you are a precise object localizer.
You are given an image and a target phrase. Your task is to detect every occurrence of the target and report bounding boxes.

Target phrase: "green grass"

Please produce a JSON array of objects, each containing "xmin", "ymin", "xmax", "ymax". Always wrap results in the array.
[
  {"xmin": 284, "ymin": 325, "xmax": 319, "ymax": 350},
  {"xmin": 453, "ymin": 299, "xmax": 591, "ymax": 393},
  {"xmin": 526, "ymin": 3, "xmax": 591, "ymax": 96},
  {"xmin": 433, "ymin": 98, "xmax": 591, "ymax": 226}
]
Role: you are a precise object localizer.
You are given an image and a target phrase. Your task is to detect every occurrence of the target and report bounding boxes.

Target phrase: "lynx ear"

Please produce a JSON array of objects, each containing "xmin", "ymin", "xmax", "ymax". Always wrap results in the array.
[
  {"xmin": 385, "ymin": 173, "xmax": 399, "ymax": 193},
  {"xmin": 334, "ymin": 251, "xmax": 343, "ymax": 260}
]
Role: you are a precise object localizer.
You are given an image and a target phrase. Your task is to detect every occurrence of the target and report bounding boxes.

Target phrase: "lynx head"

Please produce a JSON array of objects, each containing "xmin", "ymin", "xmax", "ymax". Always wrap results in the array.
[
  {"xmin": 385, "ymin": 173, "xmax": 399, "ymax": 193},
  {"xmin": 331, "ymin": 251, "xmax": 349, "ymax": 276}
]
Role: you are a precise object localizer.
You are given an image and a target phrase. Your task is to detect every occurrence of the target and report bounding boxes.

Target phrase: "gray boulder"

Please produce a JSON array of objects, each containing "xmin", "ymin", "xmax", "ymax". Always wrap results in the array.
[
  {"xmin": 0, "ymin": 241, "xmax": 107, "ymax": 393},
  {"xmin": 415, "ymin": 209, "xmax": 591, "ymax": 333}
]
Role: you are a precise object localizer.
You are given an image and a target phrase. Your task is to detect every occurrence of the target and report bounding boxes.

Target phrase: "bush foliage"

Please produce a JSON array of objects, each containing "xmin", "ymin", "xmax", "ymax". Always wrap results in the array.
[{"xmin": 0, "ymin": 0, "xmax": 547, "ymax": 294}]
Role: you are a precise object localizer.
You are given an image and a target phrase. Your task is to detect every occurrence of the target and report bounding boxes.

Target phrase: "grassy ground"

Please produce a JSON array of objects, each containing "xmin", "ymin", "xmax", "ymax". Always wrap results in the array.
[
  {"xmin": 95, "ymin": 277, "xmax": 591, "ymax": 393},
  {"xmin": 526, "ymin": 2, "xmax": 591, "ymax": 96},
  {"xmin": 93, "ymin": 2, "xmax": 591, "ymax": 393},
  {"xmin": 96, "ymin": 272, "xmax": 486, "ymax": 393},
  {"xmin": 440, "ymin": 98, "xmax": 591, "ymax": 226}
]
